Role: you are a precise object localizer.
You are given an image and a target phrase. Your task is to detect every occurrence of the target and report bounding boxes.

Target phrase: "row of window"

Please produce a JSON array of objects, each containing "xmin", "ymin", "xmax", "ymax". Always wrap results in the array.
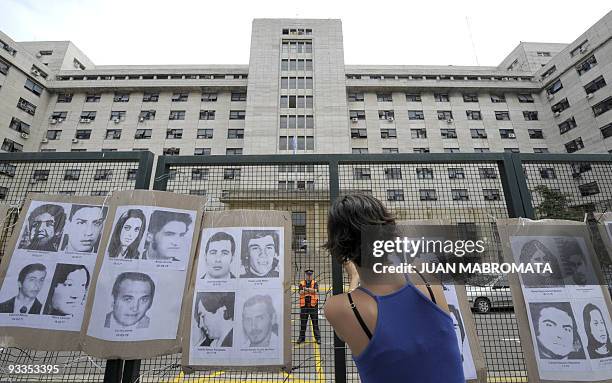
[
  {"xmin": 46, "ymin": 128, "xmax": 246, "ymax": 141},
  {"xmin": 350, "ymin": 147, "xmax": 548, "ymax": 154},
  {"xmin": 350, "ymin": 128, "xmax": 544, "ymax": 140},
  {"xmin": 280, "ymin": 59, "xmax": 313, "ymax": 71},
  {"xmin": 55, "ymin": 73, "xmax": 247, "ymax": 81},
  {"xmin": 280, "ymin": 77, "xmax": 314, "ymax": 89},
  {"xmin": 50, "ymin": 109, "xmax": 246, "ymax": 122},
  {"xmin": 383, "ymin": 188, "xmax": 502, "ymax": 202},
  {"xmin": 281, "ymin": 41, "xmax": 313, "ymax": 54},
  {"xmin": 279, "ymin": 115, "xmax": 315, "ymax": 129},
  {"xmin": 346, "ymin": 74, "xmax": 533, "ymax": 82},
  {"xmin": 350, "ymin": 92, "xmax": 535, "ymax": 104},
  {"xmin": 57, "ymin": 91, "xmax": 244, "ymax": 104},
  {"xmin": 349, "ymin": 109, "xmax": 536, "ymax": 121},
  {"xmin": 280, "ymin": 95, "xmax": 313, "ymax": 108},
  {"xmin": 352, "ymin": 167, "xmax": 498, "ymax": 180}
]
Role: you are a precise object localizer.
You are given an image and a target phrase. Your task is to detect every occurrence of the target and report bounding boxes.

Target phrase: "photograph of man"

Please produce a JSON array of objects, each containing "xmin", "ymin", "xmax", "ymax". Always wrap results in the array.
[
  {"xmin": 558, "ymin": 238, "xmax": 593, "ymax": 286},
  {"xmin": 583, "ymin": 303, "xmax": 612, "ymax": 359},
  {"xmin": 0, "ymin": 263, "xmax": 47, "ymax": 314},
  {"xmin": 448, "ymin": 304, "xmax": 466, "ymax": 361},
  {"xmin": 104, "ymin": 272, "xmax": 154, "ymax": 329},
  {"xmin": 18, "ymin": 204, "xmax": 66, "ymax": 252},
  {"xmin": 201, "ymin": 231, "xmax": 237, "ymax": 280},
  {"xmin": 529, "ymin": 302, "xmax": 585, "ymax": 360},
  {"xmin": 107, "ymin": 209, "xmax": 146, "ymax": 259},
  {"xmin": 43, "ymin": 264, "xmax": 90, "ymax": 316},
  {"xmin": 240, "ymin": 230, "xmax": 280, "ymax": 278},
  {"xmin": 194, "ymin": 292, "xmax": 235, "ymax": 347},
  {"xmin": 142, "ymin": 210, "xmax": 192, "ymax": 262},
  {"xmin": 61, "ymin": 205, "xmax": 107, "ymax": 253},
  {"xmin": 242, "ymin": 294, "xmax": 278, "ymax": 347},
  {"xmin": 297, "ymin": 269, "xmax": 320, "ymax": 344},
  {"xmin": 518, "ymin": 239, "xmax": 564, "ymax": 288}
]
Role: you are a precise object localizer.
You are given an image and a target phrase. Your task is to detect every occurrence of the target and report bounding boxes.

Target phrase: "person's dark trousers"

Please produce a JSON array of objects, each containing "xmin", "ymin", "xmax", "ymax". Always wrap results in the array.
[{"xmin": 298, "ymin": 305, "xmax": 320, "ymax": 342}]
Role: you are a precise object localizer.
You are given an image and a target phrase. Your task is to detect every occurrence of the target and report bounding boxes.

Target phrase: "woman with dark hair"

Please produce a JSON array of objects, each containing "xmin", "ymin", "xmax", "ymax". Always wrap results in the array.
[
  {"xmin": 519, "ymin": 239, "xmax": 564, "ymax": 288},
  {"xmin": 43, "ymin": 264, "xmax": 90, "ymax": 316},
  {"xmin": 583, "ymin": 303, "xmax": 612, "ymax": 359},
  {"xmin": 323, "ymin": 194, "xmax": 464, "ymax": 383},
  {"xmin": 107, "ymin": 209, "xmax": 146, "ymax": 259}
]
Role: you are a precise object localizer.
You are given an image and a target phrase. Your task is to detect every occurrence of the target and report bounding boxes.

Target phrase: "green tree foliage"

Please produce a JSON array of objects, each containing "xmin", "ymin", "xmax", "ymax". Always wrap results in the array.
[{"xmin": 533, "ymin": 185, "xmax": 583, "ymax": 220}]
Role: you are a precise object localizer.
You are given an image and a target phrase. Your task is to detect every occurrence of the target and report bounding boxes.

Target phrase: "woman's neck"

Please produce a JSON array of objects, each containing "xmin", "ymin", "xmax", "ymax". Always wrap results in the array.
[{"xmin": 356, "ymin": 266, "xmax": 407, "ymax": 295}]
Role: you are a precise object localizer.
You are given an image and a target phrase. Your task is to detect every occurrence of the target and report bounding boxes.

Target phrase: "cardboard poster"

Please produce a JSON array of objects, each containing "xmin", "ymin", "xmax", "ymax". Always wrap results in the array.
[
  {"xmin": 593, "ymin": 212, "xmax": 612, "ymax": 261},
  {"xmin": 81, "ymin": 190, "xmax": 205, "ymax": 359},
  {"xmin": 182, "ymin": 210, "xmax": 292, "ymax": 372},
  {"xmin": 0, "ymin": 194, "xmax": 108, "ymax": 350},
  {"xmin": 497, "ymin": 218, "xmax": 612, "ymax": 383}
]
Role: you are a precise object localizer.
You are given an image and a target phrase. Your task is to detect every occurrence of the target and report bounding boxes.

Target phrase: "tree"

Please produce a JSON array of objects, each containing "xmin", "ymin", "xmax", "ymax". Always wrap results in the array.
[{"xmin": 532, "ymin": 185, "xmax": 583, "ymax": 220}]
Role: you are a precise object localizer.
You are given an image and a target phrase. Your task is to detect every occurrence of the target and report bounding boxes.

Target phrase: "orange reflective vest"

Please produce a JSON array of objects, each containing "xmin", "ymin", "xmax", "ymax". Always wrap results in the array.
[{"xmin": 299, "ymin": 279, "xmax": 318, "ymax": 307}]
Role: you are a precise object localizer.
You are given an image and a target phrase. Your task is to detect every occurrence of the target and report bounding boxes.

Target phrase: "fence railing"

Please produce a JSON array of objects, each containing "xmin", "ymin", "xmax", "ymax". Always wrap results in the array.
[{"xmin": 0, "ymin": 151, "xmax": 611, "ymax": 383}]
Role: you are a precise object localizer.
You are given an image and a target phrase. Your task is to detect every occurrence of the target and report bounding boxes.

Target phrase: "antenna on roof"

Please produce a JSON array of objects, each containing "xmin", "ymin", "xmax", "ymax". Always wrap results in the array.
[{"xmin": 465, "ymin": 16, "xmax": 480, "ymax": 66}]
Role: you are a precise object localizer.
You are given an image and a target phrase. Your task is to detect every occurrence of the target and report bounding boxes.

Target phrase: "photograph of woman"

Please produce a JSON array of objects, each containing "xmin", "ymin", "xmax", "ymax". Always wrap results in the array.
[
  {"xmin": 107, "ymin": 209, "xmax": 146, "ymax": 259},
  {"xmin": 518, "ymin": 239, "xmax": 565, "ymax": 288},
  {"xmin": 583, "ymin": 303, "xmax": 612, "ymax": 359},
  {"xmin": 43, "ymin": 263, "xmax": 90, "ymax": 316}
]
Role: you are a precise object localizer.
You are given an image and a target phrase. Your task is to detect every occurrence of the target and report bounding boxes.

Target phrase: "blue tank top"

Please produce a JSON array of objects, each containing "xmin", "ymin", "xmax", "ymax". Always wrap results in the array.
[{"xmin": 352, "ymin": 283, "xmax": 465, "ymax": 383}]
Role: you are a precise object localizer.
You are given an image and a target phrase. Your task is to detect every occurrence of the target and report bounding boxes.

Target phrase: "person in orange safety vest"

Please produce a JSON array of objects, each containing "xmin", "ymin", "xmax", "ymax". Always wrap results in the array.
[{"xmin": 297, "ymin": 269, "xmax": 321, "ymax": 344}]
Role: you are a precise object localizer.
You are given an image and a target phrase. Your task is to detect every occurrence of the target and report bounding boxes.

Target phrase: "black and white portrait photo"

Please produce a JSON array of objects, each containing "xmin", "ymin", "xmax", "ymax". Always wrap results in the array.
[
  {"xmin": 241, "ymin": 293, "xmax": 279, "ymax": 348},
  {"xmin": 516, "ymin": 238, "xmax": 565, "ymax": 288},
  {"xmin": 240, "ymin": 230, "xmax": 281, "ymax": 279},
  {"xmin": 200, "ymin": 230, "xmax": 238, "ymax": 280},
  {"xmin": 529, "ymin": 302, "xmax": 585, "ymax": 360},
  {"xmin": 0, "ymin": 263, "xmax": 48, "ymax": 314},
  {"xmin": 582, "ymin": 302, "xmax": 612, "ymax": 359},
  {"xmin": 43, "ymin": 263, "xmax": 90, "ymax": 316},
  {"xmin": 194, "ymin": 292, "xmax": 235, "ymax": 347},
  {"xmin": 18, "ymin": 203, "xmax": 66, "ymax": 252},
  {"xmin": 107, "ymin": 208, "xmax": 147, "ymax": 259},
  {"xmin": 142, "ymin": 209, "xmax": 193, "ymax": 263},
  {"xmin": 556, "ymin": 238, "xmax": 596, "ymax": 286},
  {"xmin": 61, "ymin": 205, "xmax": 107, "ymax": 254},
  {"xmin": 104, "ymin": 272, "xmax": 155, "ymax": 329}
]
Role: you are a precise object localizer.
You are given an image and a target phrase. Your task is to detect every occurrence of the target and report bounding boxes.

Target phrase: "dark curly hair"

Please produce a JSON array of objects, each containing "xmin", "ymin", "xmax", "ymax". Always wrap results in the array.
[{"xmin": 324, "ymin": 194, "xmax": 395, "ymax": 266}]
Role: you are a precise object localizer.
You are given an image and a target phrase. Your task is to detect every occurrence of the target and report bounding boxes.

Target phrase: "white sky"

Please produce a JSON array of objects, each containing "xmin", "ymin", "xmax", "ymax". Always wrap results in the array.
[{"xmin": 1, "ymin": 0, "xmax": 610, "ymax": 67}]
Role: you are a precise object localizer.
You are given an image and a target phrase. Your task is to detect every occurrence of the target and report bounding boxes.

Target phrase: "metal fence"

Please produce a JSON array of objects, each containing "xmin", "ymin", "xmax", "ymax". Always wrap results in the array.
[{"xmin": 1, "ymin": 151, "xmax": 611, "ymax": 383}]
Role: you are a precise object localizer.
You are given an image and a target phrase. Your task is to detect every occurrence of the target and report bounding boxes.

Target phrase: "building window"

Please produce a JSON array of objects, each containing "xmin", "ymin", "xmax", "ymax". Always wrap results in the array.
[
  {"xmin": 1, "ymin": 138, "xmax": 22, "ymax": 152},
  {"xmin": 523, "ymin": 111, "xmax": 539, "ymax": 121},
  {"xmin": 419, "ymin": 189, "xmax": 437, "ymax": 201},
  {"xmin": 171, "ymin": 92, "xmax": 188, "ymax": 102},
  {"xmin": 80, "ymin": 111, "xmax": 96, "ymax": 122},
  {"xmin": 452, "ymin": 189, "xmax": 469, "ymax": 201},
  {"xmin": 85, "ymin": 93, "xmax": 101, "ymax": 102},
  {"xmin": 541, "ymin": 66, "xmax": 557, "ymax": 79},
  {"xmin": 75, "ymin": 130, "xmax": 91, "ymax": 139},
  {"xmin": 231, "ymin": 92, "xmax": 247, "ymax": 101},
  {"xmin": 570, "ymin": 40, "xmax": 589, "ymax": 57},
  {"xmin": 434, "ymin": 93, "xmax": 450, "ymax": 102},
  {"xmin": 474, "ymin": 148, "xmax": 490, "ymax": 153},
  {"xmin": 547, "ymin": 80, "xmax": 563, "ymax": 95},
  {"xmin": 378, "ymin": 110, "xmax": 394, "ymax": 120},
  {"xmin": 197, "ymin": 129, "xmax": 213, "ymax": 139},
  {"xmin": 50, "ymin": 111, "xmax": 68, "ymax": 121},
  {"xmin": 479, "ymin": 168, "xmax": 497, "ymax": 179},
  {"xmin": 437, "ymin": 111, "xmax": 453, "ymax": 120},
  {"xmin": 579, "ymin": 181, "xmax": 600, "ymax": 197},
  {"xmin": 17, "ymin": 98, "xmax": 36, "ymax": 116},
  {"xmin": 133, "ymin": 129, "xmax": 151, "ymax": 139},
  {"xmin": 110, "ymin": 111, "xmax": 126, "ymax": 121},
  {"xmin": 466, "ymin": 110, "xmax": 482, "ymax": 120},
  {"xmin": 226, "ymin": 148, "xmax": 243, "ymax": 155},
  {"xmin": 571, "ymin": 162, "xmax": 592, "ymax": 177},
  {"xmin": 408, "ymin": 110, "xmax": 425, "ymax": 120},
  {"xmin": 166, "ymin": 129, "xmax": 183, "ymax": 139},
  {"xmin": 490, "ymin": 94, "xmax": 506, "ymax": 103},
  {"xmin": 139, "ymin": 110, "xmax": 156, "ymax": 121},
  {"xmin": 444, "ymin": 148, "xmax": 460, "ymax": 153},
  {"xmin": 9, "ymin": 118, "xmax": 30, "ymax": 134},
  {"xmin": 565, "ymin": 137, "xmax": 584, "ymax": 153},
  {"xmin": 462, "ymin": 93, "xmax": 478, "ymax": 103},
  {"xmin": 539, "ymin": 168, "xmax": 556, "ymax": 179},
  {"xmin": 46, "ymin": 130, "xmax": 61, "ymax": 140},
  {"xmin": 350, "ymin": 128, "xmax": 367, "ymax": 138},
  {"xmin": 202, "ymin": 92, "xmax": 217, "ymax": 102},
  {"xmin": 169, "ymin": 110, "xmax": 186, "ymax": 120},
  {"xmin": 533, "ymin": 148, "xmax": 549, "ymax": 153},
  {"xmin": 113, "ymin": 93, "xmax": 130, "ymax": 102},
  {"xmin": 349, "ymin": 110, "xmax": 366, "ymax": 121},
  {"xmin": 143, "ymin": 92, "xmax": 159, "ymax": 102},
  {"xmin": 352, "ymin": 148, "xmax": 368, "ymax": 154},
  {"xmin": 24, "ymin": 78, "xmax": 43, "ymax": 96},
  {"xmin": 552, "ymin": 98, "xmax": 570, "ymax": 114},
  {"xmin": 576, "ymin": 55, "xmax": 597, "ymax": 75},
  {"xmin": 413, "ymin": 148, "xmax": 430, "ymax": 153},
  {"xmin": 191, "ymin": 147, "xmax": 210, "ymax": 156},
  {"xmin": 0, "ymin": 58, "xmax": 9, "ymax": 75},
  {"xmin": 199, "ymin": 110, "xmax": 215, "ymax": 120},
  {"xmin": 483, "ymin": 189, "xmax": 501, "ymax": 201},
  {"xmin": 382, "ymin": 148, "xmax": 398, "ymax": 154},
  {"xmin": 384, "ymin": 167, "xmax": 402, "ymax": 180},
  {"xmin": 592, "ymin": 96, "xmax": 612, "ymax": 117},
  {"xmin": 406, "ymin": 93, "xmax": 421, "ymax": 102},
  {"xmin": 416, "ymin": 167, "xmax": 434, "ymax": 179},
  {"xmin": 190, "ymin": 168, "xmax": 209, "ymax": 181},
  {"xmin": 470, "ymin": 129, "xmax": 487, "ymax": 139},
  {"xmin": 528, "ymin": 129, "xmax": 544, "ymax": 139},
  {"xmin": 57, "ymin": 93, "xmax": 73, "ymax": 103},
  {"xmin": 348, "ymin": 93, "xmax": 364, "ymax": 102},
  {"xmin": 536, "ymin": 51, "xmax": 551, "ymax": 57},
  {"xmin": 517, "ymin": 94, "xmax": 534, "ymax": 103},
  {"xmin": 584, "ymin": 76, "xmax": 607, "ymax": 95},
  {"xmin": 125, "ymin": 169, "xmax": 138, "ymax": 180},
  {"xmin": 0, "ymin": 186, "xmax": 7, "ymax": 199},
  {"xmin": 495, "ymin": 111, "xmax": 511, "ymax": 121},
  {"xmin": 601, "ymin": 122, "xmax": 612, "ymax": 139},
  {"xmin": 94, "ymin": 169, "xmax": 113, "ymax": 181},
  {"xmin": 441, "ymin": 129, "xmax": 457, "ymax": 139},
  {"xmin": 448, "ymin": 168, "xmax": 465, "ymax": 179},
  {"xmin": 64, "ymin": 169, "xmax": 80, "ymax": 181},
  {"xmin": 380, "ymin": 129, "xmax": 397, "ymax": 139},
  {"xmin": 105, "ymin": 129, "xmax": 122, "ymax": 139},
  {"xmin": 411, "ymin": 128, "xmax": 427, "ymax": 138},
  {"xmin": 503, "ymin": 148, "xmax": 519, "ymax": 153},
  {"xmin": 228, "ymin": 129, "xmax": 244, "ymax": 139},
  {"xmin": 32, "ymin": 170, "xmax": 50, "ymax": 181},
  {"xmin": 387, "ymin": 189, "xmax": 405, "ymax": 201},
  {"xmin": 223, "ymin": 168, "xmax": 240, "ymax": 180},
  {"xmin": 353, "ymin": 167, "xmax": 371, "ymax": 180},
  {"xmin": 163, "ymin": 147, "xmax": 180, "ymax": 155},
  {"xmin": 229, "ymin": 110, "xmax": 246, "ymax": 120},
  {"xmin": 377, "ymin": 93, "xmax": 392, "ymax": 102}
]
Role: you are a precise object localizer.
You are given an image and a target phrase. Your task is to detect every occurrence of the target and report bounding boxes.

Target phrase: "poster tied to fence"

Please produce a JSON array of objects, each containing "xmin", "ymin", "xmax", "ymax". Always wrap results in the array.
[
  {"xmin": 498, "ymin": 218, "xmax": 612, "ymax": 383},
  {"xmin": 81, "ymin": 190, "xmax": 205, "ymax": 359},
  {"xmin": 182, "ymin": 210, "xmax": 292, "ymax": 372},
  {"xmin": 0, "ymin": 194, "xmax": 108, "ymax": 350}
]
